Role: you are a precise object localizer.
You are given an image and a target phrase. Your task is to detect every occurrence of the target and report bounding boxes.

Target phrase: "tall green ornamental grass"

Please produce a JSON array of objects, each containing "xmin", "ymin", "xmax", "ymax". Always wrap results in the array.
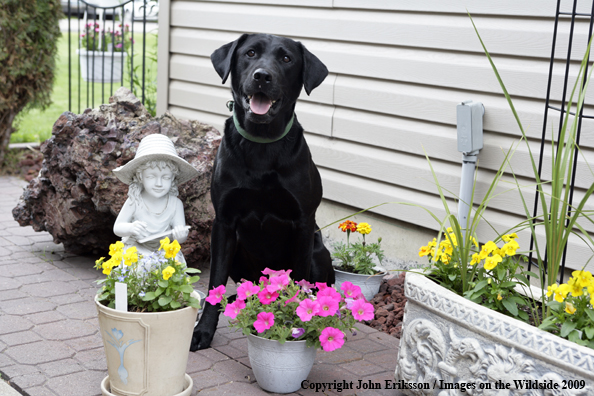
[{"xmin": 469, "ymin": 13, "xmax": 594, "ymax": 325}]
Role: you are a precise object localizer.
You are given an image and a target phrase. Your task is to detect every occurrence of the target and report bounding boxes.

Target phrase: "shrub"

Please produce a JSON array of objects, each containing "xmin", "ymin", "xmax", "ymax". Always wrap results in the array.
[{"xmin": 0, "ymin": 0, "xmax": 61, "ymax": 163}]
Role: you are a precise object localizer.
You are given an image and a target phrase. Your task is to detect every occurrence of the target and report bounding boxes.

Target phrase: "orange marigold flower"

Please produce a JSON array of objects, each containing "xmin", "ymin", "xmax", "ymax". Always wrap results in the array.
[{"xmin": 338, "ymin": 220, "xmax": 357, "ymax": 232}]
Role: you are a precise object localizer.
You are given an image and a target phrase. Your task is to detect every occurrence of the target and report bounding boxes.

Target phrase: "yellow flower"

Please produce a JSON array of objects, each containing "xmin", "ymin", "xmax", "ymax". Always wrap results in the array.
[
  {"xmin": 572, "ymin": 270, "xmax": 593, "ymax": 288},
  {"xmin": 501, "ymin": 233, "xmax": 518, "ymax": 242},
  {"xmin": 567, "ymin": 277, "xmax": 584, "ymax": 297},
  {"xmin": 446, "ymin": 227, "xmax": 453, "ymax": 233},
  {"xmin": 440, "ymin": 240, "xmax": 453, "ymax": 256},
  {"xmin": 418, "ymin": 245, "xmax": 431, "ymax": 258},
  {"xmin": 123, "ymin": 246, "xmax": 138, "ymax": 266},
  {"xmin": 109, "ymin": 241, "xmax": 124, "ymax": 256},
  {"xmin": 546, "ymin": 283, "xmax": 558, "ymax": 298},
  {"xmin": 440, "ymin": 252, "xmax": 451, "ymax": 265},
  {"xmin": 478, "ymin": 242, "xmax": 496, "ymax": 260},
  {"xmin": 470, "ymin": 253, "xmax": 481, "ymax": 266},
  {"xmin": 164, "ymin": 240, "xmax": 181, "ymax": 259},
  {"xmin": 174, "ymin": 260, "xmax": 183, "ymax": 267},
  {"xmin": 565, "ymin": 301, "xmax": 576, "ymax": 315},
  {"xmin": 159, "ymin": 237, "xmax": 171, "ymax": 251},
  {"xmin": 447, "ymin": 233, "xmax": 458, "ymax": 247},
  {"xmin": 356, "ymin": 222, "xmax": 372, "ymax": 235},
  {"xmin": 484, "ymin": 254, "xmax": 502, "ymax": 270},
  {"xmin": 497, "ymin": 293, "xmax": 503, "ymax": 301},
  {"xmin": 95, "ymin": 257, "xmax": 105, "ymax": 265},
  {"xmin": 555, "ymin": 284, "xmax": 570, "ymax": 302},
  {"xmin": 102, "ymin": 257, "xmax": 117, "ymax": 275},
  {"xmin": 428, "ymin": 238, "xmax": 437, "ymax": 248},
  {"xmin": 470, "ymin": 236, "xmax": 479, "ymax": 248},
  {"xmin": 501, "ymin": 240, "xmax": 520, "ymax": 257},
  {"xmin": 162, "ymin": 266, "xmax": 176, "ymax": 280}
]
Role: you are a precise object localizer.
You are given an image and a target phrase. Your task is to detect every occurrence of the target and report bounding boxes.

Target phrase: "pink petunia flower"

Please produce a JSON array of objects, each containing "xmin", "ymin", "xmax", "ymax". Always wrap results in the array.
[
  {"xmin": 254, "ymin": 311, "xmax": 275, "ymax": 333},
  {"xmin": 351, "ymin": 299, "xmax": 375, "ymax": 321},
  {"xmin": 317, "ymin": 296, "xmax": 339, "ymax": 317},
  {"xmin": 319, "ymin": 327, "xmax": 345, "ymax": 352},
  {"xmin": 259, "ymin": 276, "xmax": 270, "ymax": 287},
  {"xmin": 223, "ymin": 299, "xmax": 245, "ymax": 319},
  {"xmin": 205, "ymin": 285, "xmax": 226, "ymax": 305},
  {"xmin": 237, "ymin": 281, "xmax": 260, "ymax": 300},
  {"xmin": 266, "ymin": 274, "xmax": 290, "ymax": 293},
  {"xmin": 340, "ymin": 281, "xmax": 363, "ymax": 299},
  {"xmin": 262, "ymin": 268, "xmax": 293, "ymax": 278},
  {"xmin": 296, "ymin": 299, "xmax": 319, "ymax": 321},
  {"xmin": 296, "ymin": 279, "xmax": 315, "ymax": 293},
  {"xmin": 316, "ymin": 282, "xmax": 329, "ymax": 291},
  {"xmin": 257, "ymin": 289, "xmax": 279, "ymax": 305},
  {"xmin": 344, "ymin": 298, "xmax": 355, "ymax": 309},
  {"xmin": 284, "ymin": 290, "xmax": 300, "ymax": 306},
  {"xmin": 317, "ymin": 287, "xmax": 342, "ymax": 303}
]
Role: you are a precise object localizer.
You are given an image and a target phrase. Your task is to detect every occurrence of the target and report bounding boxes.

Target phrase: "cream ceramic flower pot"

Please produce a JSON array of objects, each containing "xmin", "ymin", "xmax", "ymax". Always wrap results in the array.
[
  {"xmin": 77, "ymin": 48, "xmax": 127, "ymax": 83},
  {"xmin": 395, "ymin": 272, "xmax": 594, "ymax": 394},
  {"xmin": 247, "ymin": 334, "xmax": 316, "ymax": 394},
  {"xmin": 95, "ymin": 292, "xmax": 199, "ymax": 396}
]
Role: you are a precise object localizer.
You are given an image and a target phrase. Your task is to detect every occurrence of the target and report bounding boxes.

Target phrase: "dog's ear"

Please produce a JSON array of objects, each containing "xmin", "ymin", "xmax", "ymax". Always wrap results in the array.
[
  {"xmin": 300, "ymin": 43, "xmax": 328, "ymax": 96},
  {"xmin": 211, "ymin": 34, "xmax": 248, "ymax": 84}
]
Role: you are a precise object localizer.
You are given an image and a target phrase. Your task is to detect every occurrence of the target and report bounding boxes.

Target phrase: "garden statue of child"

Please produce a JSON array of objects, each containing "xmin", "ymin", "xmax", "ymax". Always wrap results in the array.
[{"xmin": 112, "ymin": 134, "xmax": 199, "ymax": 265}]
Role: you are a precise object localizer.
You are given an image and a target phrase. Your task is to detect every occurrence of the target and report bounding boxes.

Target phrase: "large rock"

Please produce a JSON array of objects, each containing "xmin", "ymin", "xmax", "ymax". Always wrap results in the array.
[{"xmin": 12, "ymin": 88, "xmax": 221, "ymax": 266}]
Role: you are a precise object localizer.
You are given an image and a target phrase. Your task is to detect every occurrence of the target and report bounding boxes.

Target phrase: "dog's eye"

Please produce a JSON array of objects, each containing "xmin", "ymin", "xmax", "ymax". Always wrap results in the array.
[
  {"xmin": 246, "ymin": 50, "xmax": 256, "ymax": 57},
  {"xmin": 282, "ymin": 55, "xmax": 291, "ymax": 63}
]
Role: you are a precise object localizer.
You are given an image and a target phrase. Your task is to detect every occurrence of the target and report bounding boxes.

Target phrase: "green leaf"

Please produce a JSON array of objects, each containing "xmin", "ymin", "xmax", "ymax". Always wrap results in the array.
[
  {"xmin": 518, "ymin": 310, "xmax": 529, "ymax": 321},
  {"xmin": 500, "ymin": 281, "xmax": 517, "ymax": 289},
  {"xmin": 585, "ymin": 327, "xmax": 594, "ymax": 340},
  {"xmin": 158, "ymin": 280, "xmax": 169, "ymax": 288},
  {"xmin": 497, "ymin": 266, "xmax": 506, "ymax": 281},
  {"xmin": 448, "ymin": 274, "xmax": 457, "ymax": 281},
  {"xmin": 501, "ymin": 298, "xmax": 518, "ymax": 316},
  {"xmin": 188, "ymin": 299, "xmax": 201, "ymax": 309},
  {"xmin": 568, "ymin": 330, "xmax": 584, "ymax": 344},
  {"xmin": 473, "ymin": 280, "xmax": 488, "ymax": 292},
  {"xmin": 188, "ymin": 276, "xmax": 200, "ymax": 284},
  {"xmin": 158, "ymin": 295, "xmax": 173, "ymax": 306},
  {"xmin": 155, "ymin": 287, "xmax": 164, "ymax": 297},
  {"xmin": 179, "ymin": 285, "xmax": 194, "ymax": 293},
  {"xmin": 184, "ymin": 268, "xmax": 201, "ymax": 274},
  {"xmin": 525, "ymin": 271, "xmax": 540, "ymax": 279},
  {"xmin": 561, "ymin": 321, "xmax": 578, "ymax": 338},
  {"xmin": 170, "ymin": 301, "xmax": 182, "ymax": 309},
  {"xmin": 585, "ymin": 308, "xmax": 594, "ymax": 322},
  {"xmin": 142, "ymin": 291, "xmax": 156, "ymax": 301},
  {"xmin": 539, "ymin": 316, "xmax": 558, "ymax": 331}
]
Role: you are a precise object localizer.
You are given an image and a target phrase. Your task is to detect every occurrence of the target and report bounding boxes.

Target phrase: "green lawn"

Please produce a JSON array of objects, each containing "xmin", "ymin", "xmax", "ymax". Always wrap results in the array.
[{"xmin": 11, "ymin": 25, "xmax": 158, "ymax": 144}]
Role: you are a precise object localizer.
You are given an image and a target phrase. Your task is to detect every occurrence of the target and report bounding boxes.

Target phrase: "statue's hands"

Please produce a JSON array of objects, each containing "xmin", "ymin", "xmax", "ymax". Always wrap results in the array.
[
  {"xmin": 171, "ymin": 225, "xmax": 189, "ymax": 243},
  {"xmin": 129, "ymin": 221, "xmax": 148, "ymax": 239}
]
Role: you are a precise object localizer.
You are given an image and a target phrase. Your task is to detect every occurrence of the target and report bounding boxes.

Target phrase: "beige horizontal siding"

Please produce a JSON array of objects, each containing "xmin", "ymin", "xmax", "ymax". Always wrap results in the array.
[{"xmin": 158, "ymin": 0, "xmax": 594, "ymax": 271}]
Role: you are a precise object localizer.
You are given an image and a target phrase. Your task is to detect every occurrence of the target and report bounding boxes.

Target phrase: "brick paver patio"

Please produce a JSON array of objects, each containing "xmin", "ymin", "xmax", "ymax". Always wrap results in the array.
[{"xmin": 0, "ymin": 175, "xmax": 403, "ymax": 396}]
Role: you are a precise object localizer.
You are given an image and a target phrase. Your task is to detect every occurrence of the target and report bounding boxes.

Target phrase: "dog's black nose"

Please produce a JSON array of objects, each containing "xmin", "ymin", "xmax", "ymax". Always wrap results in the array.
[{"xmin": 253, "ymin": 69, "xmax": 272, "ymax": 83}]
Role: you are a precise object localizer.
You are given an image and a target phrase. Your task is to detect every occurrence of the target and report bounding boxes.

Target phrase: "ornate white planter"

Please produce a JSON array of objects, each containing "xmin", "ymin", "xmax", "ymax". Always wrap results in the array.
[
  {"xmin": 395, "ymin": 272, "xmax": 594, "ymax": 395},
  {"xmin": 96, "ymin": 292, "xmax": 199, "ymax": 396},
  {"xmin": 334, "ymin": 267, "xmax": 386, "ymax": 301},
  {"xmin": 77, "ymin": 49, "xmax": 127, "ymax": 83}
]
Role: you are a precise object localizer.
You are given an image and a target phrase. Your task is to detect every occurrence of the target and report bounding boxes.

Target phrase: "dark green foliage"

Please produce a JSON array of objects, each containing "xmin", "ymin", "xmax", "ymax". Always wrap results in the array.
[{"xmin": 0, "ymin": 0, "xmax": 61, "ymax": 163}]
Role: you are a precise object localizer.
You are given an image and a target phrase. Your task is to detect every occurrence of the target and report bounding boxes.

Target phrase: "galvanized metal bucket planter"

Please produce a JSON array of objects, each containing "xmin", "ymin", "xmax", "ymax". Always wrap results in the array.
[
  {"xmin": 96, "ymin": 292, "xmax": 199, "ymax": 396},
  {"xmin": 334, "ymin": 267, "xmax": 386, "ymax": 301},
  {"xmin": 247, "ymin": 334, "xmax": 316, "ymax": 393},
  {"xmin": 394, "ymin": 272, "xmax": 594, "ymax": 395},
  {"xmin": 77, "ymin": 49, "xmax": 127, "ymax": 83}
]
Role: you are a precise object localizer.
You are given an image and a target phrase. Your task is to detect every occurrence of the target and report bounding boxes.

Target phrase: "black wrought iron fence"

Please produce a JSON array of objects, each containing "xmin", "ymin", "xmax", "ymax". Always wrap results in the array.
[{"xmin": 63, "ymin": 0, "xmax": 157, "ymax": 115}]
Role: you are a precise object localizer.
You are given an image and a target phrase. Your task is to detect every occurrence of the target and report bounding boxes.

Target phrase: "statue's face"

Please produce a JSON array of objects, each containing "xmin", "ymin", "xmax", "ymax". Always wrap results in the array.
[{"xmin": 140, "ymin": 166, "xmax": 173, "ymax": 199}]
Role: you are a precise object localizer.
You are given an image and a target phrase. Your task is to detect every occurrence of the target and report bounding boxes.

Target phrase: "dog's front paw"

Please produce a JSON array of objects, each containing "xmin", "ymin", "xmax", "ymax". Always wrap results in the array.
[{"xmin": 190, "ymin": 325, "xmax": 215, "ymax": 351}]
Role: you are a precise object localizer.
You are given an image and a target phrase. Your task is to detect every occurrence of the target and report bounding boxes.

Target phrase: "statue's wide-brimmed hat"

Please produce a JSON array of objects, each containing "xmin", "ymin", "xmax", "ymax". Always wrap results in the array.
[{"xmin": 113, "ymin": 134, "xmax": 199, "ymax": 185}]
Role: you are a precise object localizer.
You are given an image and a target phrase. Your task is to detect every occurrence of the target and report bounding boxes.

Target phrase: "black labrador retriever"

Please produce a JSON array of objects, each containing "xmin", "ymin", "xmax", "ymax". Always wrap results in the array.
[{"xmin": 190, "ymin": 34, "xmax": 334, "ymax": 350}]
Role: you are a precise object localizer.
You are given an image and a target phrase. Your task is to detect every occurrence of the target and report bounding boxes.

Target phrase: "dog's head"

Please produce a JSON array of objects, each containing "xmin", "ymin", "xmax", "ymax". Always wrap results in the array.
[{"xmin": 211, "ymin": 34, "xmax": 328, "ymax": 125}]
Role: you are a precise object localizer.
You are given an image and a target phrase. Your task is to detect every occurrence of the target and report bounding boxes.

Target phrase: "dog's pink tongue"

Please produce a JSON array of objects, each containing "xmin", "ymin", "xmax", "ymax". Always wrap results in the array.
[{"xmin": 250, "ymin": 93, "xmax": 272, "ymax": 115}]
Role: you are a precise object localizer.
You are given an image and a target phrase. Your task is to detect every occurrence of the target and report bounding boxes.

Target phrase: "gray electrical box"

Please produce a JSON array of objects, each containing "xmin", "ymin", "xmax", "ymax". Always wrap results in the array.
[{"xmin": 457, "ymin": 100, "xmax": 484, "ymax": 154}]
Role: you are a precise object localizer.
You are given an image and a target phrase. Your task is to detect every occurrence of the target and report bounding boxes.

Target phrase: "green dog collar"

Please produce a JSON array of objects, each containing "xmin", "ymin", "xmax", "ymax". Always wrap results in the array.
[{"xmin": 227, "ymin": 101, "xmax": 294, "ymax": 144}]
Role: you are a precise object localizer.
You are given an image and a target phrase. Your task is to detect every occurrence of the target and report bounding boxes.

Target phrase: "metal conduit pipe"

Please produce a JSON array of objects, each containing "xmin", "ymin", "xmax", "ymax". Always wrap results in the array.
[{"xmin": 456, "ymin": 100, "xmax": 485, "ymax": 239}]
